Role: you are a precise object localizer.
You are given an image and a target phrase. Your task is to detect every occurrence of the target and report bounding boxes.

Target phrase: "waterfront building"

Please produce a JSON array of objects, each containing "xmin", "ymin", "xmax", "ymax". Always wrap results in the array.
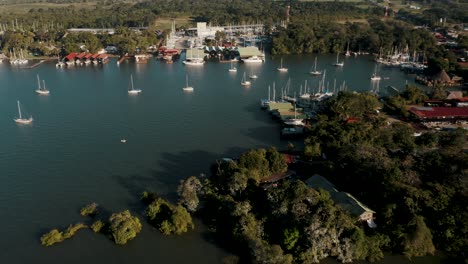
[{"xmin": 305, "ymin": 174, "xmax": 376, "ymax": 227}]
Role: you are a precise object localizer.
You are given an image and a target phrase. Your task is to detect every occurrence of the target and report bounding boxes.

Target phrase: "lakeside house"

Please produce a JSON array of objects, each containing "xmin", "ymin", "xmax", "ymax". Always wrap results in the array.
[{"xmin": 305, "ymin": 174, "xmax": 376, "ymax": 228}]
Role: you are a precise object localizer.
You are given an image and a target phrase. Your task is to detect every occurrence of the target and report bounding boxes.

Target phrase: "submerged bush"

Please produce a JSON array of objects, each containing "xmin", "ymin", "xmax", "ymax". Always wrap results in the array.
[
  {"xmin": 91, "ymin": 220, "xmax": 106, "ymax": 233},
  {"xmin": 40, "ymin": 223, "xmax": 87, "ymax": 246},
  {"xmin": 63, "ymin": 223, "xmax": 87, "ymax": 239},
  {"xmin": 80, "ymin": 202, "xmax": 99, "ymax": 217},
  {"xmin": 109, "ymin": 210, "xmax": 142, "ymax": 245},
  {"xmin": 40, "ymin": 229, "xmax": 64, "ymax": 246}
]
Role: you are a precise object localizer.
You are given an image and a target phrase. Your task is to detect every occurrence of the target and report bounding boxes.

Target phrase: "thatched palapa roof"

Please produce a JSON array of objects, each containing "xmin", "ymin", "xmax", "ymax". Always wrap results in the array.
[{"xmin": 432, "ymin": 70, "xmax": 451, "ymax": 83}]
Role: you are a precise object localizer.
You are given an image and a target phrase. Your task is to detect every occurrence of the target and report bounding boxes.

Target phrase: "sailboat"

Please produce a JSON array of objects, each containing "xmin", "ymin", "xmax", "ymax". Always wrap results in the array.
[
  {"xmin": 183, "ymin": 75, "xmax": 194, "ymax": 91},
  {"xmin": 128, "ymin": 74, "xmax": 142, "ymax": 94},
  {"xmin": 35, "ymin": 75, "xmax": 50, "ymax": 95},
  {"xmin": 283, "ymin": 104, "xmax": 304, "ymax": 126},
  {"xmin": 277, "ymin": 58, "xmax": 288, "ymax": 72},
  {"xmin": 56, "ymin": 55, "xmax": 65, "ymax": 68},
  {"xmin": 333, "ymin": 53, "xmax": 344, "ymax": 67},
  {"xmin": 228, "ymin": 61, "xmax": 237, "ymax": 72},
  {"xmin": 370, "ymin": 65, "xmax": 381, "ymax": 81},
  {"xmin": 241, "ymin": 72, "xmax": 251, "ymax": 86},
  {"xmin": 249, "ymin": 71, "xmax": 258, "ymax": 79},
  {"xmin": 310, "ymin": 57, "xmax": 322, "ymax": 75},
  {"xmin": 14, "ymin": 100, "xmax": 33, "ymax": 124},
  {"xmin": 345, "ymin": 42, "xmax": 351, "ymax": 57}
]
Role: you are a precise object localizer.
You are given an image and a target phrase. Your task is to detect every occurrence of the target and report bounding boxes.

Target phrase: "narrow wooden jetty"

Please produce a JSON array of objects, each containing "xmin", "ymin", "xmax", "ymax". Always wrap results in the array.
[
  {"xmin": 20, "ymin": 59, "xmax": 50, "ymax": 69},
  {"xmin": 117, "ymin": 56, "xmax": 129, "ymax": 65}
]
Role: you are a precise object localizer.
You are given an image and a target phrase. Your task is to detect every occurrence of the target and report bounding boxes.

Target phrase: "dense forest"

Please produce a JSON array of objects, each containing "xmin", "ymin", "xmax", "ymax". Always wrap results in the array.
[{"xmin": 178, "ymin": 90, "xmax": 467, "ymax": 263}]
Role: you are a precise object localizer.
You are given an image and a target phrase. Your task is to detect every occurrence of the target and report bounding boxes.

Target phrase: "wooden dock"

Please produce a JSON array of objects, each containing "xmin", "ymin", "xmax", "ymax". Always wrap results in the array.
[
  {"xmin": 20, "ymin": 59, "xmax": 51, "ymax": 69},
  {"xmin": 117, "ymin": 56, "xmax": 129, "ymax": 65}
]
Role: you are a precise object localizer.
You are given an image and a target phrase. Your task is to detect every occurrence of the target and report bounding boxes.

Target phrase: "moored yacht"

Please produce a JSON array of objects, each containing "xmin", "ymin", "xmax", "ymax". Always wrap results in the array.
[{"xmin": 243, "ymin": 56, "xmax": 263, "ymax": 63}]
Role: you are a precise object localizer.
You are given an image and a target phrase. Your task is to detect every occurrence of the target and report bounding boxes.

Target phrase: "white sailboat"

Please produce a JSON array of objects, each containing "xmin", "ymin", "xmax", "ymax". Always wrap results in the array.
[
  {"xmin": 249, "ymin": 71, "xmax": 258, "ymax": 79},
  {"xmin": 228, "ymin": 61, "xmax": 237, "ymax": 72},
  {"xmin": 277, "ymin": 58, "xmax": 288, "ymax": 72},
  {"xmin": 241, "ymin": 72, "xmax": 251, "ymax": 86},
  {"xmin": 243, "ymin": 55, "xmax": 263, "ymax": 63},
  {"xmin": 370, "ymin": 65, "xmax": 381, "ymax": 81},
  {"xmin": 333, "ymin": 53, "xmax": 344, "ymax": 67},
  {"xmin": 14, "ymin": 100, "xmax": 33, "ymax": 124},
  {"xmin": 56, "ymin": 55, "xmax": 65, "ymax": 68},
  {"xmin": 182, "ymin": 75, "xmax": 194, "ymax": 91},
  {"xmin": 283, "ymin": 104, "xmax": 304, "ymax": 126},
  {"xmin": 310, "ymin": 57, "xmax": 322, "ymax": 75},
  {"xmin": 345, "ymin": 42, "xmax": 351, "ymax": 57},
  {"xmin": 128, "ymin": 74, "xmax": 142, "ymax": 94},
  {"xmin": 35, "ymin": 75, "xmax": 50, "ymax": 95}
]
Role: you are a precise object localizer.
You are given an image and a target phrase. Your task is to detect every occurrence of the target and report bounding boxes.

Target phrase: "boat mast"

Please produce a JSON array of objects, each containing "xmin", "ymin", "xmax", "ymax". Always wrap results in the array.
[
  {"xmin": 314, "ymin": 57, "xmax": 317, "ymax": 71},
  {"xmin": 17, "ymin": 100, "xmax": 22, "ymax": 119},
  {"xmin": 268, "ymin": 85, "xmax": 270, "ymax": 101},
  {"xmin": 42, "ymin": 80, "xmax": 46, "ymax": 91},
  {"xmin": 130, "ymin": 74, "xmax": 134, "ymax": 91},
  {"xmin": 37, "ymin": 74, "xmax": 41, "ymax": 90},
  {"xmin": 273, "ymin": 82, "xmax": 276, "ymax": 101}
]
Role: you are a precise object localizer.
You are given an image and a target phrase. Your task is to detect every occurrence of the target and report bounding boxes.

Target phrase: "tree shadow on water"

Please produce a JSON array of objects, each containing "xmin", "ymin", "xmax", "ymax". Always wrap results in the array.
[{"xmin": 112, "ymin": 148, "xmax": 248, "ymax": 205}]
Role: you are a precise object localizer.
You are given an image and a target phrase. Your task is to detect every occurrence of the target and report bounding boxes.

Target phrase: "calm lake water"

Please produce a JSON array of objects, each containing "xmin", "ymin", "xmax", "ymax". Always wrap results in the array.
[{"xmin": 0, "ymin": 54, "xmax": 439, "ymax": 264}]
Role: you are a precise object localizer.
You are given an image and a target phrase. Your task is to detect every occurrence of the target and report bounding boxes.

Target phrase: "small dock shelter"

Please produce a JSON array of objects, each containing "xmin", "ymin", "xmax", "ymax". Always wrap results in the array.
[
  {"xmin": 305, "ymin": 174, "xmax": 376, "ymax": 227},
  {"xmin": 237, "ymin": 46, "xmax": 264, "ymax": 60},
  {"xmin": 185, "ymin": 48, "xmax": 205, "ymax": 60}
]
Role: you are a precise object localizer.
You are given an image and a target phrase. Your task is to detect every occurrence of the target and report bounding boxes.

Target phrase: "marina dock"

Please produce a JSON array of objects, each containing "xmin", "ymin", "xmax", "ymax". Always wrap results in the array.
[{"xmin": 20, "ymin": 58, "xmax": 51, "ymax": 69}]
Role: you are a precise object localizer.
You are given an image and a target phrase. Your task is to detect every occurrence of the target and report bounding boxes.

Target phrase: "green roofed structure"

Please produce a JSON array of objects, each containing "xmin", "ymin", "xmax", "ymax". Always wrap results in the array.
[{"xmin": 305, "ymin": 174, "xmax": 376, "ymax": 228}]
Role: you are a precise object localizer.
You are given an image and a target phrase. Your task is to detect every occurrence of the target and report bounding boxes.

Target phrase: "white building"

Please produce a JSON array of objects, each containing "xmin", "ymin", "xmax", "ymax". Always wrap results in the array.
[{"xmin": 196, "ymin": 22, "xmax": 224, "ymax": 38}]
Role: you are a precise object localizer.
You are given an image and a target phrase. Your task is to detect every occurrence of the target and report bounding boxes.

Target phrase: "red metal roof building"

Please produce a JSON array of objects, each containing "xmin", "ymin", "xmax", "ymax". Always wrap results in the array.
[
  {"xmin": 409, "ymin": 106, "xmax": 468, "ymax": 121},
  {"xmin": 64, "ymin": 52, "xmax": 78, "ymax": 61},
  {"xmin": 76, "ymin": 52, "xmax": 87, "ymax": 59}
]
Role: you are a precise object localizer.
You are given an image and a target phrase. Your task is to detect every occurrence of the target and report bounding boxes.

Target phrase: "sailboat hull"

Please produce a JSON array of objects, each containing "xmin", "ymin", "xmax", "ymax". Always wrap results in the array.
[
  {"xmin": 36, "ymin": 89, "xmax": 50, "ymax": 95},
  {"xmin": 14, "ymin": 118, "xmax": 33, "ymax": 124},
  {"xmin": 128, "ymin": 90, "xmax": 142, "ymax": 94}
]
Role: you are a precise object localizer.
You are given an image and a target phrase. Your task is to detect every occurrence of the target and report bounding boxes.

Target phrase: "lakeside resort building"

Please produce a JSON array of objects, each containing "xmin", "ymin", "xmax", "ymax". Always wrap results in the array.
[{"xmin": 305, "ymin": 174, "xmax": 377, "ymax": 228}]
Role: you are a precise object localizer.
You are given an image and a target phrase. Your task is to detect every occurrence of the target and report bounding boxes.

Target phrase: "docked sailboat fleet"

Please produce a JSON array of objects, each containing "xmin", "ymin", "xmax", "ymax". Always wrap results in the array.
[
  {"xmin": 9, "ymin": 48, "xmax": 28, "ymax": 65},
  {"xmin": 14, "ymin": 100, "xmax": 33, "ymax": 124},
  {"xmin": 128, "ymin": 74, "xmax": 142, "ymax": 94},
  {"xmin": 35, "ymin": 75, "xmax": 50, "ymax": 95}
]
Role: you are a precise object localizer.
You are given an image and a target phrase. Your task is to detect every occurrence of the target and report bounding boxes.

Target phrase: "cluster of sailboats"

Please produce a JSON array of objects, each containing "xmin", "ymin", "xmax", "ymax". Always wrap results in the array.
[
  {"xmin": 14, "ymin": 73, "xmax": 196, "ymax": 124},
  {"xmin": 9, "ymin": 49, "xmax": 28, "ymax": 65}
]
